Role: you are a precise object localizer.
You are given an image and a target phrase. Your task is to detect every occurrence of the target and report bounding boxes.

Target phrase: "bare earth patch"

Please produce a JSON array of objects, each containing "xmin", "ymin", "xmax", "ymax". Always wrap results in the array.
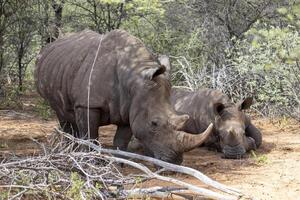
[{"xmin": 0, "ymin": 110, "xmax": 299, "ymax": 199}]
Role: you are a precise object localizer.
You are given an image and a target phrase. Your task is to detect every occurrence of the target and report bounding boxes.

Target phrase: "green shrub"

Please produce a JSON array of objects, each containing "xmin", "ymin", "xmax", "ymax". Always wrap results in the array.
[
  {"xmin": 35, "ymin": 98, "xmax": 53, "ymax": 120},
  {"xmin": 0, "ymin": 85, "xmax": 23, "ymax": 109},
  {"xmin": 67, "ymin": 172, "xmax": 85, "ymax": 200}
]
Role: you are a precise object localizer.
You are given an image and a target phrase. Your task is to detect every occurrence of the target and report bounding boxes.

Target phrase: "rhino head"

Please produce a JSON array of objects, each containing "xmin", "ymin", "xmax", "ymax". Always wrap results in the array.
[
  {"xmin": 129, "ymin": 63, "xmax": 213, "ymax": 164},
  {"xmin": 213, "ymin": 97, "xmax": 257, "ymax": 159}
]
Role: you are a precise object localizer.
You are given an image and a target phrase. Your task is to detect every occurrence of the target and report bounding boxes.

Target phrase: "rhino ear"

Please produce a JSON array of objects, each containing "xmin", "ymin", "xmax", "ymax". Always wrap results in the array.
[
  {"xmin": 158, "ymin": 55, "xmax": 171, "ymax": 76},
  {"xmin": 141, "ymin": 65, "xmax": 166, "ymax": 80},
  {"xmin": 169, "ymin": 114, "xmax": 189, "ymax": 130},
  {"xmin": 238, "ymin": 97, "xmax": 253, "ymax": 110},
  {"xmin": 213, "ymin": 102, "xmax": 225, "ymax": 116}
]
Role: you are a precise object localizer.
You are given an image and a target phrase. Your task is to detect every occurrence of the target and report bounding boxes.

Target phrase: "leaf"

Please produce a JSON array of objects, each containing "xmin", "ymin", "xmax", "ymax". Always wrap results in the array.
[
  {"xmin": 264, "ymin": 63, "xmax": 273, "ymax": 71},
  {"xmin": 251, "ymin": 38, "xmax": 260, "ymax": 48},
  {"xmin": 277, "ymin": 7, "xmax": 288, "ymax": 15},
  {"xmin": 287, "ymin": 14, "xmax": 294, "ymax": 21}
]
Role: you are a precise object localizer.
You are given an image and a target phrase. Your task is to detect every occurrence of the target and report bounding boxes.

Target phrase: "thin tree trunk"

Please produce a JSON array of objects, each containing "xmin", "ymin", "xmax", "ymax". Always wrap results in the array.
[
  {"xmin": 18, "ymin": 57, "xmax": 23, "ymax": 92},
  {"xmin": 50, "ymin": 0, "xmax": 64, "ymax": 42},
  {"xmin": 39, "ymin": 0, "xmax": 50, "ymax": 46},
  {"xmin": 17, "ymin": 40, "xmax": 24, "ymax": 92},
  {"xmin": 0, "ymin": 36, "xmax": 3, "ymax": 73}
]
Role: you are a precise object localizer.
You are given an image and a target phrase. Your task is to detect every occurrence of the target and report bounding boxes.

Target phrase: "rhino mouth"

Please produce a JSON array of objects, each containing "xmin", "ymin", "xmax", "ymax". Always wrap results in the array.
[
  {"xmin": 155, "ymin": 154, "xmax": 183, "ymax": 165},
  {"xmin": 142, "ymin": 144, "xmax": 183, "ymax": 164},
  {"xmin": 222, "ymin": 144, "xmax": 246, "ymax": 159}
]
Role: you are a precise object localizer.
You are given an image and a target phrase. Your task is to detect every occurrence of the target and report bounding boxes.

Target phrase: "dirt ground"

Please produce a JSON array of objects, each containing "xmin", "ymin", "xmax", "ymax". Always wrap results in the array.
[{"xmin": 0, "ymin": 109, "xmax": 299, "ymax": 200}]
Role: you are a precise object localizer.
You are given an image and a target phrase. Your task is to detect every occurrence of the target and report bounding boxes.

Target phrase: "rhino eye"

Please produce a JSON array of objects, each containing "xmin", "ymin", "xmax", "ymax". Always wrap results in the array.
[
  {"xmin": 151, "ymin": 120, "xmax": 159, "ymax": 127},
  {"xmin": 218, "ymin": 130, "xmax": 227, "ymax": 139}
]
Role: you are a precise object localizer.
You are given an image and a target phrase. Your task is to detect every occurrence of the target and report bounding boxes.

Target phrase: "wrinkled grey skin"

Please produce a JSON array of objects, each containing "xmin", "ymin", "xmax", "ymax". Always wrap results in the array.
[
  {"xmin": 170, "ymin": 88, "xmax": 262, "ymax": 159},
  {"xmin": 35, "ymin": 30, "xmax": 213, "ymax": 164}
]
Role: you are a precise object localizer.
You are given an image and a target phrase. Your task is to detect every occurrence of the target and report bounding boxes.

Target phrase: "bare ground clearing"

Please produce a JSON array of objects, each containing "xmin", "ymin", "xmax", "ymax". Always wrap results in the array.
[{"xmin": 0, "ymin": 110, "xmax": 299, "ymax": 200}]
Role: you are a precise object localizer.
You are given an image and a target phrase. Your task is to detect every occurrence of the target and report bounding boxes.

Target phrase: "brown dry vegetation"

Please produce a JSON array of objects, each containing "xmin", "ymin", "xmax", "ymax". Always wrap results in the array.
[{"xmin": 0, "ymin": 109, "xmax": 299, "ymax": 200}]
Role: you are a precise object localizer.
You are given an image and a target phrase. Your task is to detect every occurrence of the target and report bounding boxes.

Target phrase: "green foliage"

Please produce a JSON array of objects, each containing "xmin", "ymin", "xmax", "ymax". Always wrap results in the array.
[
  {"xmin": 251, "ymin": 150, "xmax": 269, "ymax": 164},
  {"xmin": 66, "ymin": 172, "xmax": 95, "ymax": 200},
  {"xmin": 277, "ymin": 1, "xmax": 300, "ymax": 29},
  {"xmin": 35, "ymin": 98, "xmax": 53, "ymax": 120},
  {"xmin": 67, "ymin": 172, "xmax": 85, "ymax": 199},
  {"xmin": 125, "ymin": 0, "xmax": 164, "ymax": 15},
  {"xmin": 0, "ymin": 142, "xmax": 8, "ymax": 149},
  {"xmin": 227, "ymin": 8, "xmax": 300, "ymax": 116},
  {"xmin": 124, "ymin": 13, "xmax": 208, "ymax": 86},
  {"xmin": 0, "ymin": 85, "xmax": 23, "ymax": 109},
  {"xmin": 0, "ymin": 191, "xmax": 9, "ymax": 199},
  {"xmin": 15, "ymin": 171, "xmax": 31, "ymax": 186},
  {"xmin": 64, "ymin": 0, "xmax": 164, "ymax": 33}
]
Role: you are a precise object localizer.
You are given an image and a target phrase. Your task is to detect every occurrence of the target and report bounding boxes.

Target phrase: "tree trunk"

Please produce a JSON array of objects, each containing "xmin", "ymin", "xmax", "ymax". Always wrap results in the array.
[
  {"xmin": 0, "ymin": 34, "xmax": 4, "ymax": 73},
  {"xmin": 18, "ymin": 59, "xmax": 23, "ymax": 92},
  {"xmin": 38, "ymin": 0, "xmax": 50, "ymax": 46},
  {"xmin": 49, "ymin": 0, "xmax": 64, "ymax": 43},
  {"xmin": 17, "ymin": 41, "xmax": 24, "ymax": 92}
]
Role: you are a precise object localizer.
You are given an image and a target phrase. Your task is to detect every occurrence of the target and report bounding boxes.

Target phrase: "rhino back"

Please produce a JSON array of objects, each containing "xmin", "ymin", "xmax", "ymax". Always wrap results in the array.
[{"xmin": 171, "ymin": 87, "xmax": 230, "ymax": 133}]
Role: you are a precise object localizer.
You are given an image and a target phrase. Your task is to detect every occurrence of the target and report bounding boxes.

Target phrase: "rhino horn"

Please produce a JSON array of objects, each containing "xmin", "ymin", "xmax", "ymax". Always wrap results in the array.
[
  {"xmin": 176, "ymin": 123, "xmax": 213, "ymax": 152},
  {"xmin": 228, "ymin": 128, "xmax": 236, "ymax": 140}
]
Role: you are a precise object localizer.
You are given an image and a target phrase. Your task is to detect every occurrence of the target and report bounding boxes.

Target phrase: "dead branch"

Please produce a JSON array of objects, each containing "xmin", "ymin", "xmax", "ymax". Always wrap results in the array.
[
  {"xmin": 54, "ymin": 128, "xmax": 241, "ymax": 196},
  {"xmin": 0, "ymin": 127, "xmax": 250, "ymax": 200},
  {"xmin": 53, "ymin": 128, "xmax": 246, "ymax": 199},
  {"xmin": 125, "ymin": 186, "xmax": 190, "ymax": 199},
  {"xmin": 102, "ymin": 154, "xmax": 237, "ymax": 200}
]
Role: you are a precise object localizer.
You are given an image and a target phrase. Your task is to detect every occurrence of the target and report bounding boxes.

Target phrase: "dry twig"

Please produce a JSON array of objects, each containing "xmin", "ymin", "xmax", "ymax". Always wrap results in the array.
[{"xmin": 0, "ymin": 128, "xmax": 249, "ymax": 200}]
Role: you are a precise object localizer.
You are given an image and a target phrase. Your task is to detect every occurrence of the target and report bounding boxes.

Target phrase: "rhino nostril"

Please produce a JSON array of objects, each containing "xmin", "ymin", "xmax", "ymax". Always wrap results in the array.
[
  {"xmin": 228, "ymin": 143, "xmax": 240, "ymax": 148},
  {"xmin": 222, "ymin": 153, "xmax": 244, "ymax": 159}
]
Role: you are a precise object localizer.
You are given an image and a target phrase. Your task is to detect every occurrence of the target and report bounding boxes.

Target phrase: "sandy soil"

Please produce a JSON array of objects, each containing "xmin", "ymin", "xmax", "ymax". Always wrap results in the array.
[{"xmin": 0, "ymin": 110, "xmax": 299, "ymax": 200}]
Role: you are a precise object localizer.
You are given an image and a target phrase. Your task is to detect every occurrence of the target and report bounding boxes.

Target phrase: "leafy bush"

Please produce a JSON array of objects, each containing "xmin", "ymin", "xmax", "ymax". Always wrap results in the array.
[
  {"xmin": 169, "ymin": 4, "xmax": 300, "ymax": 120},
  {"xmin": 35, "ymin": 98, "xmax": 53, "ymax": 120},
  {"xmin": 67, "ymin": 172, "xmax": 86, "ymax": 200},
  {"xmin": 0, "ymin": 84, "xmax": 23, "ymax": 109},
  {"xmin": 228, "ymin": 25, "xmax": 300, "ymax": 117}
]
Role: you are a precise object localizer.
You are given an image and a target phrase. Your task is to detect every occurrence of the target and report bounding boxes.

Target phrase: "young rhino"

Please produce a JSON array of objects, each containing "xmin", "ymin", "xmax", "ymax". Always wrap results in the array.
[{"xmin": 171, "ymin": 88, "xmax": 262, "ymax": 159}]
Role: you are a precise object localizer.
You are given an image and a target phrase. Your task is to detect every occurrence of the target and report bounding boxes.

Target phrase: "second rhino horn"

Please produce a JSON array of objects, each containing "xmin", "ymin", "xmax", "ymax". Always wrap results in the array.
[{"xmin": 176, "ymin": 123, "xmax": 214, "ymax": 152}]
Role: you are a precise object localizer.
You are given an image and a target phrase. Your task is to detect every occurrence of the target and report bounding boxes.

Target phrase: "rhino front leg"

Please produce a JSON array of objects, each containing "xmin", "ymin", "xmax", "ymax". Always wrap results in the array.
[
  {"xmin": 113, "ymin": 126, "xmax": 132, "ymax": 151},
  {"xmin": 75, "ymin": 107, "xmax": 101, "ymax": 140},
  {"xmin": 246, "ymin": 123, "xmax": 262, "ymax": 148}
]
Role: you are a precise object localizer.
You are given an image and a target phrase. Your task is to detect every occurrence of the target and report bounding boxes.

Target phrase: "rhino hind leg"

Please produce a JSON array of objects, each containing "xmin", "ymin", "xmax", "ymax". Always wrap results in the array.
[
  {"xmin": 246, "ymin": 123, "xmax": 262, "ymax": 148},
  {"xmin": 113, "ymin": 126, "xmax": 132, "ymax": 151},
  {"xmin": 75, "ymin": 107, "xmax": 101, "ymax": 140},
  {"xmin": 59, "ymin": 120, "xmax": 79, "ymax": 137}
]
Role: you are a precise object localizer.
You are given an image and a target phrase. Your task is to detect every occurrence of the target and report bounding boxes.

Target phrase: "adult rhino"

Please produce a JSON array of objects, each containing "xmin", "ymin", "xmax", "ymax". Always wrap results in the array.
[
  {"xmin": 35, "ymin": 30, "xmax": 213, "ymax": 164},
  {"xmin": 171, "ymin": 88, "xmax": 262, "ymax": 159}
]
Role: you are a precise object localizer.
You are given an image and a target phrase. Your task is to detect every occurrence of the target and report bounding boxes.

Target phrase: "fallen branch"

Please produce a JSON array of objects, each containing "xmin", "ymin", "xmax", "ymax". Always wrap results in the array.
[
  {"xmin": 54, "ymin": 128, "xmax": 241, "ymax": 196},
  {"xmin": 102, "ymin": 148, "xmax": 241, "ymax": 195},
  {"xmin": 125, "ymin": 186, "xmax": 190, "ymax": 199},
  {"xmin": 0, "ymin": 128, "xmax": 248, "ymax": 200},
  {"xmin": 104, "ymin": 154, "xmax": 237, "ymax": 200},
  {"xmin": 54, "ymin": 128, "xmax": 245, "ymax": 199}
]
